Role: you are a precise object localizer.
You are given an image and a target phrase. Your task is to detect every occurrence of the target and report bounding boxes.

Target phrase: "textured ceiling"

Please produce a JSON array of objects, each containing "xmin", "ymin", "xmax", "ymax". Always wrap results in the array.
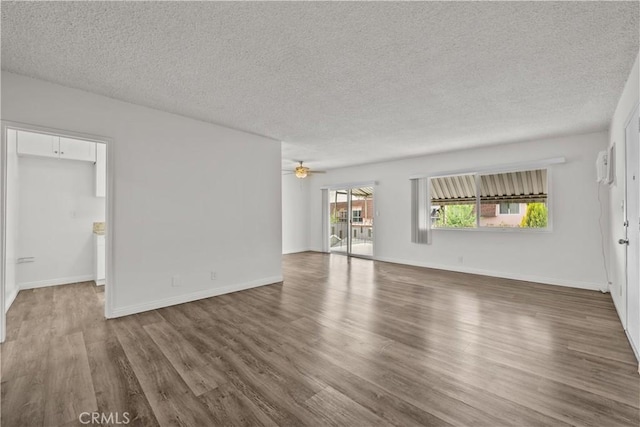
[{"xmin": 2, "ymin": 2, "xmax": 638, "ymax": 170}]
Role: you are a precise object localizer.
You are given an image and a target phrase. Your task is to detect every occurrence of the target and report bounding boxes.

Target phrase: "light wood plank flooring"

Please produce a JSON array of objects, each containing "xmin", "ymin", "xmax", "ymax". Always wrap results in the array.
[{"xmin": 2, "ymin": 252, "xmax": 639, "ymax": 426}]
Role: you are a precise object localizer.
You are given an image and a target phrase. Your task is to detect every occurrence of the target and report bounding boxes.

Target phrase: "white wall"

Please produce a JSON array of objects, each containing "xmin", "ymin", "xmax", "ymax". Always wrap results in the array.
[
  {"xmin": 308, "ymin": 132, "xmax": 610, "ymax": 290},
  {"xmin": 282, "ymin": 173, "xmax": 310, "ymax": 254},
  {"xmin": 5, "ymin": 130, "xmax": 19, "ymax": 312},
  {"xmin": 608, "ymin": 51, "xmax": 639, "ymax": 330},
  {"xmin": 16, "ymin": 156, "xmax": 105, "ymax": 288},
  {"xmin": 1, "ymin": 71, "xmax": 282, "ymax": 317}
]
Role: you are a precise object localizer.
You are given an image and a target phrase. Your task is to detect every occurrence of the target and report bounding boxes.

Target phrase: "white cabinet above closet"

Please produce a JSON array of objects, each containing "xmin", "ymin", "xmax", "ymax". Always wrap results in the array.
[
  {"xmin": 59, "ymin": 137, "xmax": 96, "ymax": 162},
  {"xmin": 17, "ymin": 130, "xmax": 96, "ymax": 162},
  {"xmin": 15, "ymin": 130, "xmax": 58, "ymax": 158}
]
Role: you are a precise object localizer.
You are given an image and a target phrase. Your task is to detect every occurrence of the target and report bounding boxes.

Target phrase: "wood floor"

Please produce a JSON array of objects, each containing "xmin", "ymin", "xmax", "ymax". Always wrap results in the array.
[{"xmin": 2, "ymin": 252, "xmax": 639, "ymax": 426}]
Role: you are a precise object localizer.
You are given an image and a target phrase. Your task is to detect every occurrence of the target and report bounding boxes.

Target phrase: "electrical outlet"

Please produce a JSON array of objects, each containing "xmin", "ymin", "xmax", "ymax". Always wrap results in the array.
[
  {"xmin": 172, "ymin": 275, "xmax": 182, "ymax": 287},
  {"xmin": 458, "ymin": 256, "xmax": 464, "ymax": 264},
  {"xmin": 210, "ymin": 271, "xmax": 217, "ymax": 280}
]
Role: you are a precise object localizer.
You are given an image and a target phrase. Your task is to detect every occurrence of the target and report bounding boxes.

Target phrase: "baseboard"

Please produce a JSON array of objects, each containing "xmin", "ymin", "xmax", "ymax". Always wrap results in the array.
[
  {"xmin": 373, "ymin": 256, "xmax": 603, "ymax": 291},
  {"xmin": 624, "ymin": 329, "xmax": 640, "ymax": 364},
  {"xmin": 610, "ymin": 289, "xmax": 626, "ymax": 329},
  {"xmin": 19, "ymin": 274, "xmax": 96, "ymax": 290},
  {"xmin": 283, "ymin": 247, "xmax": 311, "ymax": 255},
  {"xmin": 5, "ymin": 288, "xmax": 18, "ymax": 313},
  {"xmin": 109, "ymin": 275, "xmax": 283, "ymax": 319},
  {"xmin": 95, "ymin": 279, "xmax": 105, "ymax": 286}
]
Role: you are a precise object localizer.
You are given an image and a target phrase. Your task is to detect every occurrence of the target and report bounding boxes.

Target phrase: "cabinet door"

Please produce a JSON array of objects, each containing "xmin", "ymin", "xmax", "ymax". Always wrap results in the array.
[
  {"xmin": 16, "ymin": 131, "xmax": 59, "ymax": 158},
  {"xmin": 59, "ymin": 137, "xmax": 96, "ymax": 162},
  {"xmin": 95, "ymin": 143, "xmax": 106, "ymax": 197}
]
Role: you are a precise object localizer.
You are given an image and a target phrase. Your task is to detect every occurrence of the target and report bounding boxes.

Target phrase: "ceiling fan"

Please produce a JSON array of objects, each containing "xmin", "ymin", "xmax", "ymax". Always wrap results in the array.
[{"xmin": 283, "ymin": 161, "xmax": 326, "ymax": 179}]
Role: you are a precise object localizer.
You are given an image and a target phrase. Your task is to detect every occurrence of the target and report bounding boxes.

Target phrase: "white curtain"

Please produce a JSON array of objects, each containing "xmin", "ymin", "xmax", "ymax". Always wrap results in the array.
[
  {"xmin": 321, "ymin": 189, "xmax": 329, "ymax": 252},
  {"xmin": 410, "ymin": 178, "xmax": 430, "ymax": 244}
]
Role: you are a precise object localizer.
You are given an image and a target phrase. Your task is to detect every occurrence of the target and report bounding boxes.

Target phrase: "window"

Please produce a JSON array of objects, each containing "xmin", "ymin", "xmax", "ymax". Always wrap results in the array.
[
  {"xmin": 412, "ymin": 161, "xmax": 560, "ymax": 244},
  {"xmin": 479, "ymin": 169, "xmax": 548, "ymax": 228},
  {"xmin": 338, "ymin": 210, "xmax": 348, "ymax": 221},
  {"xmin": 430, "ymin": 174, "xmax": 477, "ymax": 229},
  {"xmin": 499, "ymin": 203, "xmax": 520, "ymax": 215},
  {"xmin": 428, "ymin": 168, "xmax": 549, "ymax": 230},
  {"xmin": 352, "ymin": 209, "xmax": 363, "ymax": 223}
]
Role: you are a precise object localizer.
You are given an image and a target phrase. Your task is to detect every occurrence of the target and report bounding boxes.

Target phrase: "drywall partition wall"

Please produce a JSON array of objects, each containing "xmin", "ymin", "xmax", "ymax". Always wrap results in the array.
[
  {"xmin": 1, "ymin": 72, "xmax": 283, "ymax": 317},
  {"xmin": 608, "ymin": 51, "xmax": 639, "ymax": 330},
  {"xmin": 282, "ymin": 173, "xmax": 310, "ymax": 254},
  {"xmin": 5, "ymin": 129, "xmax": 19, "ymax": 311},
  {"xmin": 309, "ymin": 131, "xmax": 610, "ymax": 290},
  {"xmin": 16, "ymin": 156, "xmax": 105, "ymax": 288}
]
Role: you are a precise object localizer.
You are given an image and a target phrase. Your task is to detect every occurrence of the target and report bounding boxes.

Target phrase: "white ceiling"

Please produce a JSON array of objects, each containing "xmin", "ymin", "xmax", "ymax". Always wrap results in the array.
[{"xmin": 1, "ymin": 2, "xmax": 638, "ymax": 170}]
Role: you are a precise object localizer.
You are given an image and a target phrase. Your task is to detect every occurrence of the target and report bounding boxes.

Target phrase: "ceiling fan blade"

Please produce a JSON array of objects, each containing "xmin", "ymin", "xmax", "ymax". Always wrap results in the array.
[{"xmin": 310, "ymin": 170, "xmax": 327, "ymax": 174}]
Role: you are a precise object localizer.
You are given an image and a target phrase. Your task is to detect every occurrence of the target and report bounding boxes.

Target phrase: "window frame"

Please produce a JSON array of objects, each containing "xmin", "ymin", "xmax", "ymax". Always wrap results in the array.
[{"xmin": 424, "ymin": 162, "xmax": 558, "ymax": 234}]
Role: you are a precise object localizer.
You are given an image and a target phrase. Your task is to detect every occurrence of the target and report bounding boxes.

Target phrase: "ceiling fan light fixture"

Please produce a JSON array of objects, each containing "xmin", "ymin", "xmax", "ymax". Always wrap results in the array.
[
  {"xmin": 295, "ymin": 167, "xmax": 308, "ymax": 178},
  {"xmin": 294, "ymin": 161, "xmax": 309, "ymax": 178}
]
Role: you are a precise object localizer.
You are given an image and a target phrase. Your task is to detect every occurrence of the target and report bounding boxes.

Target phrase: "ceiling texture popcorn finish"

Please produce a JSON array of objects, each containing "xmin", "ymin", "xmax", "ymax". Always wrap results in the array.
[{"xmin": 1, "ymin": 2, "xmax": 638, "ymax": 170}]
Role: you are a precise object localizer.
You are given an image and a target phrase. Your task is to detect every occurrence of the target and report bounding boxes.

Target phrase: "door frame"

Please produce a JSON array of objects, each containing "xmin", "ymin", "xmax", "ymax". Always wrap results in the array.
[
  {"xmin": 623, "ymin": 103, "xmax": 640, "ymax": 357},
  {"xmin": 0, "ymin": 121, "xmax": 115, "ymax": 343},
  {"xmin": 323, "ymin": 181, "xmax": 377, "ymax": 260}
]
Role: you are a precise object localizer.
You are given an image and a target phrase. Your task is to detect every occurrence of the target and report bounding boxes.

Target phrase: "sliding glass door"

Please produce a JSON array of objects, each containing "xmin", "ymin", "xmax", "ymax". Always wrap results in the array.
[
  {"xmin": 329, "ymin": 190, "xmax": 348, "ymax": 254},
  {"xmin": 328, "ymin": 187, "xmax": 374, "ymax": 258}
]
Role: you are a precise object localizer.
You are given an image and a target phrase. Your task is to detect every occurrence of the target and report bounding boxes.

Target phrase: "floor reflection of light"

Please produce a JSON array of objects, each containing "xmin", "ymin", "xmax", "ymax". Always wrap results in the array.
[
  {"xmin": 310, "ymin": 255, "xmax": 383, "ymax": 373},
  {"xmin": 514, "ymin": 312, "xmax": 553, "ymax": 353},
  {"xmin": 458, "ymin": 294, "xmax": 555, "ymax": 366}
]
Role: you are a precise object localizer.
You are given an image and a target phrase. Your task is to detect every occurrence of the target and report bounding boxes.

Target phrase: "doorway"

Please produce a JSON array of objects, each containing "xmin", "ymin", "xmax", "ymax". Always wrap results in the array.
[
  {"xmin": 0, "ymin": 122, "xmax": 112, "ymax": 343},
  {"xmin": 328, "ymin": 186, "xmax": 374, "ymax": 258},
  {"xmin": 624, "ymin": 104, "xmax": 640, "ymax": 354}
]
